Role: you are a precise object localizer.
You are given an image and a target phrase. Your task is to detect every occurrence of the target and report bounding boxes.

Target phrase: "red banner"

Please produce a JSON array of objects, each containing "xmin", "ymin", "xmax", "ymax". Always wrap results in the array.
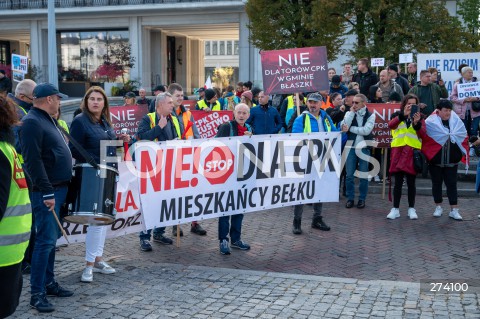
[
  {"xmin": 261, "ymin": 46, "xmax": 329, "ymax": 95},
  {"xmin": 110, "ymin": 104, "xmax": 149, "ymax": 136},
  {"xmin": 367, "ymin": 103, "xmax": 401, "ymax": 148},
  {"xmin": 190, "ymin": 110, "xmax": 233, "ymax": 138}
]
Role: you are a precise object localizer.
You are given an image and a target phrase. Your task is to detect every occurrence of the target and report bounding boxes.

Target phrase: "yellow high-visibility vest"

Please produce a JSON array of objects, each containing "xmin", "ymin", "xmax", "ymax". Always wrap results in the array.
[
  {"xmin": 303, "ymin": 114, "xmax": 332, "ymax": 133},
  {"xmin": 197, "ymin": 99, "xmax": 221, "ymax": 111},
  {"xmin": 0, "ymin": 142, "xmax": 31, "ymax": 267},
  {"xmin": 391, "ymin": 122, "xmax": 422, "ymax": 149},
  {"xmin": 147, "ymin": 112, "xmax": 181, "ymax": 141}
]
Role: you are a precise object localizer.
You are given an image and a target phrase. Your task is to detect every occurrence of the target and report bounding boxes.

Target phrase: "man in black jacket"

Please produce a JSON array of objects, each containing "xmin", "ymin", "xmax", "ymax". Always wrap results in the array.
[
  {"xmin": 388, "ymin": 64, "xmax": 410, "ymax": 95},
  {"xmin": 352, "ymin": 58, "xmax": 378, "ymax": 96},
  {"xmin": 19, "ymin": 83, "xmax": 73, "ymax": 313}
]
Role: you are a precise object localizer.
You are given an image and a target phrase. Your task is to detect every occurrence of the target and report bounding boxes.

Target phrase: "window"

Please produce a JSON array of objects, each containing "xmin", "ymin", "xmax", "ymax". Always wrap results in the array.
[
  {"xmin": 234, "ymin": 41, "xmax": 239, "ymax": 55},
  {"xmin": 205, "ymin": 41, "xmax": 210, "ymax": 56},
  {"xmin": 227, "ymin": 41, "xmax": 232, "ymax": 55},
  {"xmin": 212, "ymin": 41, "xmax": 218, "ymax": 55},
  {"xmin": 219, "ymin": 41, "xmax": 225, "ymax": 55}
]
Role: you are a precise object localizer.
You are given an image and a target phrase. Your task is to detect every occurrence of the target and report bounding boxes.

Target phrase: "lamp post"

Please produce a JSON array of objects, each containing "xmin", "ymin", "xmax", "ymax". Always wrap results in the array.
[{"xmin": 47, "ymin": 0, "xmax": 58, "ymax": 87}]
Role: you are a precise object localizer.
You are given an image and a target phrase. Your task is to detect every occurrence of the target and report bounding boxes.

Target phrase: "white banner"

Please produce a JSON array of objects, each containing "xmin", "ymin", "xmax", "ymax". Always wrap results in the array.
[
  {"xmin": 57, "ymin": 162, "xmax": 144, "ymax": 245},
  {"xmin": 11, "ymin": 54, "xmax": 28, "ymax": 74},
  {"xmin": 135, "ymin": 133, "xmax": 342, "ymax": 230},
  {"xmin": 399, "ymin": 53, "xmax": 413, "ymax": 64},
  {"xmin": 417, "ymin": 52, "xmax": 480, "ymax": 95},
  {"xmin": 371, "ymin": 58, "xmax": 385, "ymax": 67},
  {"xmin": 457, "ymin": 82, "xmax": 480, "ymax": 99}
]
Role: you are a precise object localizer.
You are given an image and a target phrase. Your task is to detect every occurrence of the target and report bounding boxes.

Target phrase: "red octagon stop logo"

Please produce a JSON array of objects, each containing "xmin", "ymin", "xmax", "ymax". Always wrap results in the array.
[{"xmin": 203, "ymin": 146, "xmax": 235, "ymax": 185}]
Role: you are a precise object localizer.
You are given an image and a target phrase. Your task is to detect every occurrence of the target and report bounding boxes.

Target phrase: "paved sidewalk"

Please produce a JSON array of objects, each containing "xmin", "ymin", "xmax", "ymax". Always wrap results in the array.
[
  {"xmin": 11, "ymin": 256, "xmax": 480, "ymax": 319},
  {"xmin": 10, "ymin": 194, "xmax": 480, "ymax": 318}
]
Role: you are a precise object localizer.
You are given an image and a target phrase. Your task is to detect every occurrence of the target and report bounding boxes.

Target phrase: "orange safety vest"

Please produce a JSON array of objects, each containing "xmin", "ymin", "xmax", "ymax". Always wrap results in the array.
[{"xmin": 176, "ymin": 108, "xmax": 194, "ymax": 139}]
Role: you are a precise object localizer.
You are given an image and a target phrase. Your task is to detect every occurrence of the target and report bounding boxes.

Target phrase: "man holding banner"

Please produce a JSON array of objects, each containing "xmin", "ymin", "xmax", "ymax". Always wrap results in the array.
[
  {"xmin": 168, "ymin": 83, "xmax": 207, "ymax": 236},
  {"xmin": 136, "ymin": 92, "xmax": 181, "ymax": 251},
  {"xmin": 290, "ymin": 93, "xmax": 337, "ymax": 234}
]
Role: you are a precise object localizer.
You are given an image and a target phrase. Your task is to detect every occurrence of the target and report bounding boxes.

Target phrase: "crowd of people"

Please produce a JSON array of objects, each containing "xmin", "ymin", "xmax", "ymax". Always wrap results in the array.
[{"xmin": 1, "ymin": 56, "xmax": 479, "ymax": 317}]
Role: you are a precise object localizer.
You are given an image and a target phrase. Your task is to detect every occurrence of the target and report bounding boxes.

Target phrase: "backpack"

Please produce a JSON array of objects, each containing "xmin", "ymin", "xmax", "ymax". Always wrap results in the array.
[{"xmin": 226, "ymin": 96, "xmax": 237, "ymax": 111}]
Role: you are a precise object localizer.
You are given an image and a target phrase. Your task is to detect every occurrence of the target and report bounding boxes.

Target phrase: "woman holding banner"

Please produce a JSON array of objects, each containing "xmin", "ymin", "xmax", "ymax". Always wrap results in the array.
[
  {"xmin": 386, "ymin": 94, "xmax": 422, "ymax": 220},
  {"xmin": 69, "ymin": 86, "xmax": 130, "ymax": 282}
]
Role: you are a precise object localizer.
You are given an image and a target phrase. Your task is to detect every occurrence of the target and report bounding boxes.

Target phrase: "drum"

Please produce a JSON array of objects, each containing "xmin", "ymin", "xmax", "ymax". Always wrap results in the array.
[{"xmin": 63, "ymin": 164, "xmax": 119, "ymax": 225}]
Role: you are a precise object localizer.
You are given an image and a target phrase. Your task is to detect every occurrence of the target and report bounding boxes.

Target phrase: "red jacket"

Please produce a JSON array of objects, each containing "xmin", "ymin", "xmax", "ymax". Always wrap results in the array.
[{"xmin": 388, "ymin": 114, "xmax": 421, "ymax": 175}]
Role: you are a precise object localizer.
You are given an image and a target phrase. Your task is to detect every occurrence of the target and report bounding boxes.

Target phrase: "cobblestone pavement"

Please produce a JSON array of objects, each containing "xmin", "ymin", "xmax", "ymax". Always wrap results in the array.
[{"xmin": 10, "ymin": 194, "xmax": 480, "ymax": 318}]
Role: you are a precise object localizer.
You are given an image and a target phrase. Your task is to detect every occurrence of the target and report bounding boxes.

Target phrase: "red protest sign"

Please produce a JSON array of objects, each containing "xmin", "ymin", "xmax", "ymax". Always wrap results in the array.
[
  {"xmin": 261, "ymin": 46, "xmax": 329, "ymax": 95},
  {"xmin": 367, "ymin": 103, "xmax": 401, "ymax": 148},
  {"xmin": 110, "ymin": 104, "xmax": 148, "ymax": 136},
  {"xmin": 182, "ymin": 100, "xmax": 197, "ymax": 110},
  {"xmin": 190, "ymin": 110, "xmax": 233, "ymax": 138}
]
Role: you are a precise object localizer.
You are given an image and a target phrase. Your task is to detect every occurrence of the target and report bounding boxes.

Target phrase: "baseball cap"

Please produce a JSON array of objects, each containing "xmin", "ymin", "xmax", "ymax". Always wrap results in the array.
[
  {"xmin": 124, "ymin": 91, "xmax": 136, "ymax": 98},
  {"xmin": 198, "ymin": 87, "xmax": 206, "ymax": 93},
  {"xmin": 153, "ymin": 85, "xmax": 166, "ymax": 92},
  {"xmin": 33, "ymin": 83, "xmax": 68, "ymax": 99},
  {"xmin": 307, "ymin": 93, "xmax": 323, "ymax": 102},
  {"xmin": 331, "ymin": 75, "xmax": 341, "ymax": 85}
]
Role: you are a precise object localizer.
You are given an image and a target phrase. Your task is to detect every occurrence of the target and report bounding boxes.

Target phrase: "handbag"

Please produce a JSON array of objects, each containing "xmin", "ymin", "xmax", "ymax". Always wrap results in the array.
[
  {"xmin": 413, "ymin": 149, "xmax": 426, "ymax": 173},
  {"xmin": 471, "ymin": 101, "xmax": 480, "ymax": 112}
]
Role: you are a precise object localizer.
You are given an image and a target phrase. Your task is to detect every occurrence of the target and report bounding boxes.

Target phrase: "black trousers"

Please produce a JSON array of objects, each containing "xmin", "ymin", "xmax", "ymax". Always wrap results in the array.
[
  {"xmin": 429, "ymin": 164, "xmax": 458, "ymax": 205},
  {"xmin": 0, "ymin": 262, "xmax": 23, "ymax": 318},
  {"xmin": 393, "ymin": 172, "xmax": 416, "ymax": 208}
]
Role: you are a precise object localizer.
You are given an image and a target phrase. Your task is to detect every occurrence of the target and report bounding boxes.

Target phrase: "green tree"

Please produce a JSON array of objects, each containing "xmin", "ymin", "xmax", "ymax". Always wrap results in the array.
[
  {"xmin": 246, "ymin": 0, "xmax": 480, "ymax": 63},
  {"xmin": 245, "ymin": 0, "xmax": 346, "ymax": 61}
]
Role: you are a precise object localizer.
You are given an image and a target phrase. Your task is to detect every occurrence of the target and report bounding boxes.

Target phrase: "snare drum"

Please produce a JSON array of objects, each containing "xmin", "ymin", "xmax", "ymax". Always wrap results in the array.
[{"xmin": 63, "ymin": 163, "xmax": 119, "ymax": 225}]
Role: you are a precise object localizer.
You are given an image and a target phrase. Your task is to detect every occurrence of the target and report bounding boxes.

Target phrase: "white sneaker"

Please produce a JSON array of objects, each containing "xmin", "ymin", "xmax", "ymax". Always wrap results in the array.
[
  {"xmin": 387, "ymin": 208, "xmax": 400, "ymax": 219},
  {"xmin": 470, "ymin": 148, "xmax": 475, "ymax": 157},
  {"xmin": 93, "ymin": 261, "xmax": 116, "ymax": 274},
  {"xmin": 449, "ymin": 208, "xmax": 463, "ymax": 221},
  {"xmin": 81, "ymin": 266, "xmax": 93, "ymax": 282},
  {"xmin": 433, "ymin": 206, "xmax": 443, "ymax": 217},
  {"xmin": 407, "ymin": 208, "xmax": 418, "ymax": 220},
  {"xmin": 374, "ymin": 175, "xmax": 381, "ymax": 183}
]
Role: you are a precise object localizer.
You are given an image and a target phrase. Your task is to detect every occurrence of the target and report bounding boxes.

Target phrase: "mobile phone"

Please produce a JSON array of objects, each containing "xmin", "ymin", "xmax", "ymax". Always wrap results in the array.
[
  {"xmin": 437, "ymin": 72, "xmax": 442, "ymax": 80},
  {"xmin": 410, "ymin": 104, "xmax": 418, "ymax": 118}
]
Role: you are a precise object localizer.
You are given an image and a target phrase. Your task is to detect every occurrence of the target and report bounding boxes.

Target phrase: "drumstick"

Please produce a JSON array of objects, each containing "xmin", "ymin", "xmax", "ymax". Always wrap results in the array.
[
  {"xmin": 176, "ymin": 225, "xmax": 180, "ymax": 248},
  {"xmin": 52, "ymin": 209, "xmax": 70, "ymax": 244}
]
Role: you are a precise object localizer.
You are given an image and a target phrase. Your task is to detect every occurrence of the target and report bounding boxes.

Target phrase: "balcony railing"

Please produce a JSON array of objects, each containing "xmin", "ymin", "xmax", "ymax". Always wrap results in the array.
[{"xmin": 1, "ymin": 0, "xmax": 239, "ymax": 10}]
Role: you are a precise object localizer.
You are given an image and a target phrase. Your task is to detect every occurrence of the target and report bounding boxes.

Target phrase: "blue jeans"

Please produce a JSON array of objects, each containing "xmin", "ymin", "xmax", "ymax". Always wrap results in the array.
[
  {"xmin": 218, "ymin": 214, "xmax": 243, "ymax": 243},
  {"xmin": 139, "ymin": 227, "xmax": 166, "ymax": 241},
  {"xmin": 472, "ymin": 115, "xmax": 480, "ymax": 137},
  {"xmin": 30, "ymin": 186, "xmax": 67, "ymax": 295},
  {"xmin": 345, "ymin": 147, "xmax": 370, "ymax": 201}
]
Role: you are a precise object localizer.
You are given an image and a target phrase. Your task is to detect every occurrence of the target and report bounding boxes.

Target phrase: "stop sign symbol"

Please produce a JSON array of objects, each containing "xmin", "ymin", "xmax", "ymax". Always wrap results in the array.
[{"xmin": 203, "ymin": 146, "xmax": 235, "ymax": 185}]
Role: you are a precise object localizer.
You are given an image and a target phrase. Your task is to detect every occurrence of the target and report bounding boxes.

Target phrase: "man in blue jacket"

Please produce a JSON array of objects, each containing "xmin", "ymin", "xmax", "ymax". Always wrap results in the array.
[
  {"xmin": 19, "ymin": 83, "xmax": 73, "ymax": 313},
  {"xmin": 246, "ymin": 90, "xmax": 282, "ymax": 134},
  {"xmin": 291, "ymin": 93, "xmax": 337, "ymax": 234}
]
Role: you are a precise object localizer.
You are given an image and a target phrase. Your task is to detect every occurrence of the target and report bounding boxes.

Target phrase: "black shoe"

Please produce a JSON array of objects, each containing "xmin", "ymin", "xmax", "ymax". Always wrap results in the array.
[
  {"xmin": 30, "ymin": 293, "xmax": 55, "ymax": 313},
  {"xmin": 346, "ymin": 200, "xmax": 354, "ymax": 209},
  {"xmin": 312, "ymin": 216, "xmax": 331, "ymax": 231},
  {"xmin": 140, "ymin": 239, "xmax": 152, "ymax": 251},
  {"xmin": 292, "ymin": 218, "xmax": 302, "ymax": 235},
  {"xmin": 191, "ymin": 223, "xmax": 207, "ymax": 236},
  {"xmin": 172, "ymin": 226, "xmax": 183, "ymax": 237},
  {"xmin": 357, "ymin": 200, "xmax": 365, "ymax": 209},
  {"xmin": 153, "ymin": 234, "xmax": 173, "ymax": 245},
  {"xmin": 45, "ymin": 282, "xmax": 73, "ymax": 297}
]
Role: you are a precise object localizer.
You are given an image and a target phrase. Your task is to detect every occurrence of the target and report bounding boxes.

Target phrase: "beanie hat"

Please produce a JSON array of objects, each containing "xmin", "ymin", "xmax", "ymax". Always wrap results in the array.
[
  {"xmin": 241, "ymin": 90, "xmax": 253, "ymax": 101},
  {"xmin": 388, "ymin": 64, "xmax": 399, "ymax": 73},
  {"xmin": 205, "ymin": 88, "xmax": 216, "ymax": 100}
]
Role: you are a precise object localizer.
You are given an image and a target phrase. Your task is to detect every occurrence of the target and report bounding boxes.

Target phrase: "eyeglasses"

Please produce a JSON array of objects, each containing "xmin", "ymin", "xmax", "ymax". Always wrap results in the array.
[
  {"xmin": 22, "ymin": 94, "xmax": 33, "ymax": 101},
  {"xmin": 352, "ymin": 101, "xmax": 362, "ymax": 104}
]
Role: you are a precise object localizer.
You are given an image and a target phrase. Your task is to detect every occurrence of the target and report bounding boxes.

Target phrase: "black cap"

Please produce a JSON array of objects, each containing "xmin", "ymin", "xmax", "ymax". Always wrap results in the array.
[
  {"xmin": 388, "ymin": 64, "xmax": 399, "ymax": 73},
  {"xmin": 205, "ymin": 88, "xmax": 216, "ymax": 101},
  {"xmin": 345, "ymin": 89, "xmax": 358, "ymax": 97},
  {"xmin": 331, "ymin": 75, "xmax": 341, "ymax": 85},
  {"xmin": 124, "ymin": 91, "xmax": 136, "ymax": 98},
  {"xmin": 33, "ymin": 83, "xmax": 68, "ymax": 99},
  {"xmin": 198, "ymin": 87, "xmax": 206, "ymax": 93},
  {"xmin": 153, "ymin": 85, "xmax": 166, "ymax": 92}
]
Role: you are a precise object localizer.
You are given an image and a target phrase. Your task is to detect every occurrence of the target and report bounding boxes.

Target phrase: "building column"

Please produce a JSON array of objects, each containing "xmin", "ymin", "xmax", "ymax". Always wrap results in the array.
[
  {"xmin": 30, "ymin": 20, "xmax": 43, "ymax": 81},
  {"xmin": 238, "ymin": 12, "xmax": 250, "ymax": 83},
  {"xmin": 141, "ymin": 27, "xmax": 151, "ymax": 91},
  {"xmin": 129, "ymin": 16, "xmax": 141, "ymax": 84}
]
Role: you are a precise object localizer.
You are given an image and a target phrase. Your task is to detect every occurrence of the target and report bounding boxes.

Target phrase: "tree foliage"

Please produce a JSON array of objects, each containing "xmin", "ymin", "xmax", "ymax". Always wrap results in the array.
[{"xmin": 246, "ymin": 0, "xmax": 480, "ymax": 63}]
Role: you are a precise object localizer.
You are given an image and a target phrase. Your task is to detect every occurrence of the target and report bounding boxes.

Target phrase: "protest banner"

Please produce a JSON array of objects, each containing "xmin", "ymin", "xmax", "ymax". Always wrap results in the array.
[
  {"xmin": 135, "ymin": 133, "xmax": 342, "ymax": 230},
  {"xmin": 367, "ymin": 103, "xmax": 401, "ymax": 148},
  {"xmin": 261, "ymin": 46, "xmax": 329, "ymax": 95},
  {"xmin": 417, "ymin": 52, "xmax": 480, "ymax": 94},
  {"xmin": 190, "ymin": 110, "xmax": 233, "ymax": 138},
  {"xmin": 11, "ymin": 54, "xmax": 28, "ymax": 74},
  {"xmin": 58, "ymin": 162, "xmax": 143, "ymax": 245},
  {"xmin": 399, "ymin": 53, "xmax": 413, "ymax": 64},
  {"xmin": 110, "ymin": 104, "xmax": 148, "ymax": 136},
  {"xmin": 371, "ymin": 58, "xmax": 385, "ymax": 67},
  {"xmin": 457, "ymin": 82, "xmax": 480, "ymax": 99},
  {"xmin": 12, "ymin": 71, "xmax": 24, "ymax": 82}
]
